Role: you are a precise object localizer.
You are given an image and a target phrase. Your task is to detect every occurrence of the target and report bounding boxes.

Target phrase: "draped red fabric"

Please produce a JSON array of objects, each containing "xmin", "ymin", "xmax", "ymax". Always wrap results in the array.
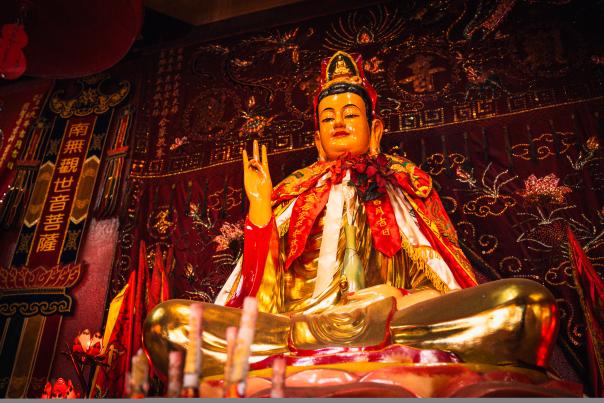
[
  {"xmin": 131, "ymin": 240, "xmax": 148, "ymax": 375},
  {"xmin": 147, "ymin": 243, "xmax": 163, "ymax": 311},
  {"xmin": 89, "ymin": 269, "xmax": 136, "ymax": 398},
  {"xmin": 567, "ymin": 227, "xmax": 604, "ymax": 397},
  {"xmin": 226, "ymin": 216, "xmax": 276, "ymax": 308}
]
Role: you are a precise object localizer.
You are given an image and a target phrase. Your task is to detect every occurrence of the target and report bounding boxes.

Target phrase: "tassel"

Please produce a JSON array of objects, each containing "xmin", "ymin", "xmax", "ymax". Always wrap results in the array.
[{"xmin": 399, "ymin": 235, "xmax": 449, "ymax": 294}]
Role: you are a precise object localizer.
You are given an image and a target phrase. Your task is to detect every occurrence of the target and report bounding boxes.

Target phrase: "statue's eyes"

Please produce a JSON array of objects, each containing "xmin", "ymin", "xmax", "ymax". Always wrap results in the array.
[
  {"xmin": 345, "ymin": 113, "xmax": 359, "ymax": 119},
  {"xmin": 321, "ymin": 117, "xmax": 335, "ymax": 123}
]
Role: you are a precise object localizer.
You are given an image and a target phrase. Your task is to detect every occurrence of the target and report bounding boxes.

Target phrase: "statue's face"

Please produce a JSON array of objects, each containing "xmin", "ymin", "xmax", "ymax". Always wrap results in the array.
[{"xmin": 315, "ymin": 92, "xmax": 381, "ymax": 161}]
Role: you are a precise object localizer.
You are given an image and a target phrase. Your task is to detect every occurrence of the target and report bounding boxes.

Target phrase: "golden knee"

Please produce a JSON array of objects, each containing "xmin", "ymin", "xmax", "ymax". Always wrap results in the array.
[{"xmin": 390, "ymin": 279, "xmax": 559, "ymax": 367}]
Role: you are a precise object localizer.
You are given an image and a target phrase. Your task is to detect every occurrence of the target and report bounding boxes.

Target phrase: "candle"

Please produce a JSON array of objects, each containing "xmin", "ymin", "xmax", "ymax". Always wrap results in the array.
[
  {"xmin": 270, "ymin": 357, "xmax": 286, "ymax": 398},
  {"xmin": 182, "ymin": 302, "xmax": 203, "ymax": 396},
  {"xmin": 167, "ymin": 350, "xmax": 184, "ymax": 397},
  {"xmin": 227, "ymin": 297, "xmax": 258, "ymax": 397},
  {"xmin": 222, "ymin": 326, "xmax": 238, "ymax": 397},
  {"xmin": 130, "ymin": 348, "xmax": 148, "ymax": 398}
]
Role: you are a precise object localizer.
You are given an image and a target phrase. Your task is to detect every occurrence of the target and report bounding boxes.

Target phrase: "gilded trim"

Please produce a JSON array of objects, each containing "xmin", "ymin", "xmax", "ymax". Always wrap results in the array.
[
  {"xmin": 6, "ymin": 315, "xmax": 45, "ymax": 398},
  {"xmin": 130, "ymin": 96, "xmax": 604, "ymax": 179}
]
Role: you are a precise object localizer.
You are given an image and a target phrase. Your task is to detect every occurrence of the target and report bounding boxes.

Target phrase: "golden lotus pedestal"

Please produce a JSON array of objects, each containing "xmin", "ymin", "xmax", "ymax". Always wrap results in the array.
[{"xmin": 199, "ymin": 345, "xmax": 582, "ymax": 398}]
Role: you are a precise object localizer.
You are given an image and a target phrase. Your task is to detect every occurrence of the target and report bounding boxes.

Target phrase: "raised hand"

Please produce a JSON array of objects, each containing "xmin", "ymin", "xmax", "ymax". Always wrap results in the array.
[{"xmin": 243, "ymin": 140, "xmax": 273, "ymax": 226}]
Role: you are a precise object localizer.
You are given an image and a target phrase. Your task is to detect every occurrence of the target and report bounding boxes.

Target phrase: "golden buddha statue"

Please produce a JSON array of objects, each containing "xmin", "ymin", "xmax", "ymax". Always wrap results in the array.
[{"xmin": 143, "ymin": 51, "xmax": 558, "ymax": 379}]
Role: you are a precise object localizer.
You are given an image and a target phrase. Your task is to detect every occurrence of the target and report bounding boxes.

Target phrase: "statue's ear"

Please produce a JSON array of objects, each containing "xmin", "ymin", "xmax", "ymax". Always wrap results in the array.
[
  {"xmin": 315, "ymin": 130, "xmax": 327, "ymax": 162},
  {"xmin": 369, "ymin": 118, "xmax": 384, "ymax": 156}
]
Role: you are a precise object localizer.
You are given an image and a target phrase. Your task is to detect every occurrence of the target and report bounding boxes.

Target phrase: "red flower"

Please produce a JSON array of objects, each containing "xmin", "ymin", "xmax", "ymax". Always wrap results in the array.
[
  {"xmin": 353, "ymin": 161, "xmax": 367, "ymax": 173},
  {"xmin": 347, "ymin": 153, "xmax": 395, "ymax": 201},
  {"xmin": 366, "ymin": 165, "xmax": 378, "ymax": 177},
  {"xmin": 376, "ymin": 153, "xmax": 389, "ymax": 169}
]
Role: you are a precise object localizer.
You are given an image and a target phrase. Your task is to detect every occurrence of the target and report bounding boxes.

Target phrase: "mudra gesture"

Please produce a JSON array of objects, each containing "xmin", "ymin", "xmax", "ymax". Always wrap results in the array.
[{"xmin": 144, "ymin": 51, "xmax": 558, "ymax": 378}]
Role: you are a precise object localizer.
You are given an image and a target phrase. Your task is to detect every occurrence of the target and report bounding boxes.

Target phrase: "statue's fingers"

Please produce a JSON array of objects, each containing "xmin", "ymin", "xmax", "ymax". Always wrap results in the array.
[
  {"xmin": 253, "ymin": 139, "xmax": 259, "ymax": 161},
  {"xmin": 248, "ymin": 159, "xmax": 266, "ymax": 178},
  {"xmin": 242, "ymin": 149, "xmax": 249, "ymax": 169},
  {"xmin": 261, "ymin": 144, "xmax": 269, "ymax": 169}
]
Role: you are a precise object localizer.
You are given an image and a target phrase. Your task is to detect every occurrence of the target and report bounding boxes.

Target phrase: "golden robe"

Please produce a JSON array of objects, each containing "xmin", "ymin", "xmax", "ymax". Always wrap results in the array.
[{"xmin": 215, "ymin": 153, "xmax": 477, "ymax": 314}]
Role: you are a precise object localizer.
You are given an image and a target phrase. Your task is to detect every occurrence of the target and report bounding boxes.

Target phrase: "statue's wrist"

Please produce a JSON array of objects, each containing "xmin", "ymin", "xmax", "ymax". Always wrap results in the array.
[{"xmin": 248, "ymin": 203, "xmax": 272, "ymax": 227}]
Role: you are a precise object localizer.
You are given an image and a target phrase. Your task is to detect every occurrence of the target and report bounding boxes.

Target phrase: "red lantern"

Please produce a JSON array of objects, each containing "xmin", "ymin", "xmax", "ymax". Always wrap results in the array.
[
  {"xmin": 1, "ymin": 0, "xmax": 142, "ymax": 79},
  {"xmin": 0, "ymin": 23, "xmax": 27, "ymax": 79}
]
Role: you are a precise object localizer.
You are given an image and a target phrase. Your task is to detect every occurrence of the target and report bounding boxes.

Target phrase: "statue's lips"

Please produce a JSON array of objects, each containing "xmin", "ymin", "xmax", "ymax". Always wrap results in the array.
[{"xmin": 332, "ymin": 131, "xmax": 350, "ymax": 138}]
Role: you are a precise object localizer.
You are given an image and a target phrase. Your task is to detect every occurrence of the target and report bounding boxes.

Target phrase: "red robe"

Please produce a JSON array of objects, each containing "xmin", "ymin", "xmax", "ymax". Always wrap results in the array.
[{"xmin": 225, "ymin": 154, "xmax": 477, "ymax": 308}]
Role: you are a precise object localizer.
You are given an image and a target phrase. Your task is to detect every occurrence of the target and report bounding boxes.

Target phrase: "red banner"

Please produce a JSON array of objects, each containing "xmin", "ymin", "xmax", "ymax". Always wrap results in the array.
[
  {"xmin": 285, "ymin": 182, "xmax": 331, "ymax": 270},
  {"xmin": 27, "ymin": 115, "xmax": 96, "ymax": 268},
  {"xmin": 364, "ymin": 195, "xmax": 402, "ymax": 257},
  {"xmin": 0, "ymin": 82, "xmax": 49, "ymax": 204}
]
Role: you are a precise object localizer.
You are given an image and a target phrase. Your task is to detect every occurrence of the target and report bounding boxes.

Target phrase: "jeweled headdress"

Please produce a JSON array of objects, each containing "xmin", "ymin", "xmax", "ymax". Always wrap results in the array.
[{"xmin": 313, "ymin": 51, "xmax": 378, "ymax": 128}]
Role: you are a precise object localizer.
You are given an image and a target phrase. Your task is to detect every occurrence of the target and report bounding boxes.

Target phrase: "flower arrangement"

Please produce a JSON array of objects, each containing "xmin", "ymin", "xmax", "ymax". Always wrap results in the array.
[
  {"xmin": 72, "ymin": 329, "xmax": 103, "ymax": 359},
  {"xmin": 346, "ymin": 154, "xmax": 396, "ymax": 202}
]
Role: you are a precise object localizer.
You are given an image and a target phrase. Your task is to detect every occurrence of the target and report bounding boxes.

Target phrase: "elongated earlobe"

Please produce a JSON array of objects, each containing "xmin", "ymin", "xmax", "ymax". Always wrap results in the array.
[
  {"xmin": 315, "ymin": 131, "xmax": 327, "ymax": 161},
  {"xmin": 369, "ymin": 118, "xmax": 384, "ymax": 156}
]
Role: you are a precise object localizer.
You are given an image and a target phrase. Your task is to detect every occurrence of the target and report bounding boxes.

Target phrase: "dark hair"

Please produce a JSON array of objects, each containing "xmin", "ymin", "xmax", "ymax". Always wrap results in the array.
[{"xmin": 316, "ymin": 82, "xmax": 373, "ymax": 127}]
